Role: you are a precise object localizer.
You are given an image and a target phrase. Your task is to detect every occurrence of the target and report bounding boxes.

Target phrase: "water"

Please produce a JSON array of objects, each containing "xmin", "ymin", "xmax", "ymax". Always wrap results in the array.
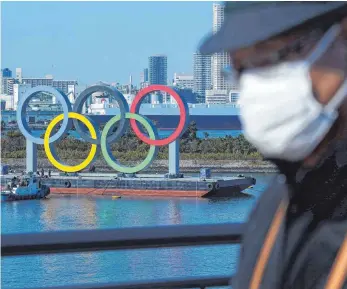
[{"xmin": 1, "ymin": 173, "xmax": 275, "ymax": 288}]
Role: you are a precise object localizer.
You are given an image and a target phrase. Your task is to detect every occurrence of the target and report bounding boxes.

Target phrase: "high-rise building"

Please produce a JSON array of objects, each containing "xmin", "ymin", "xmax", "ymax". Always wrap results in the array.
[
  {"xmin": 1, "ymin": 68, "xmax": 15, "ymax": 95},
  {"xmin": 193, "ymin": 52, "xmax": 212, "ymax": 102},
  {"xmin": 149, "ymin": 55, "xmax": 167, "ymax": 85},
  {"xmin": 0, "ymin": 100, "xmax": 6, "ymax": 111},
  {"xmin": 143, "ymin": 68, "xmax": 149, "ymax": 82},
  {"xmin": 1, "ymin": 68, "xmax": 12, "ymax": 78},
  {"xmin": 140, "ymin": 68, "xmax": 149, "ymax": 89},
  {"xmin": 140, "ymin": 68, "xmax": 148, "ymax": 83},
  {"xmin": 211, "ymin": 3, "xmax": 232, "ymax": 91},
  {"xmin": 16, "ymin": 68, "xmax": 22, "ymax": 83}
]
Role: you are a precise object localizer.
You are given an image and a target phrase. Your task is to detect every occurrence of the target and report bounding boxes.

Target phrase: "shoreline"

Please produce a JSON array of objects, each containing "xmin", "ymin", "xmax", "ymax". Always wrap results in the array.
[{"xmin": 2, "ymin": 158, "xmax": 278, "ymax": 174}]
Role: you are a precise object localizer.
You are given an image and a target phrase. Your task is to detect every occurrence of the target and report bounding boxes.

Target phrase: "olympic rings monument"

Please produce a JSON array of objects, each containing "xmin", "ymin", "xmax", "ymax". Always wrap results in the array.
[
  {"xmin": 12, "ymin": 84, "xmax": 256, "ymax": 198},
  {"xmin": 17, "ymin": 84, "xmax": 190, "ymax": 176}
]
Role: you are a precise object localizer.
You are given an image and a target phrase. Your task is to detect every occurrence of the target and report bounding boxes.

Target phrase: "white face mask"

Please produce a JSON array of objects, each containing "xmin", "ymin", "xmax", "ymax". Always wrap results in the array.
[{"xmin": 239, "ymin": 24, "xmax": 347, "ymax": 161}]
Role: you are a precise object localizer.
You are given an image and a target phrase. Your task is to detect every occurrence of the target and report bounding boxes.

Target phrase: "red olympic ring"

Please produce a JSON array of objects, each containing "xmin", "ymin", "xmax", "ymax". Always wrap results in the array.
[{"xmin": 130, "ymin": 85, "xmax": 187, "ymax": 146}]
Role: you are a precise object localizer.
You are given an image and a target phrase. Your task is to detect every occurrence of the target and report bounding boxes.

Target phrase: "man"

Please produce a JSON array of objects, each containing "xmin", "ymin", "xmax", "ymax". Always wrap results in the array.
[
  {"xmin": 200, "ymin": 2, "xmax": 347, "ymax": 289},
  {"xmin": 89, "ymin": 164, "xmax": 96, "ymax": 173}
]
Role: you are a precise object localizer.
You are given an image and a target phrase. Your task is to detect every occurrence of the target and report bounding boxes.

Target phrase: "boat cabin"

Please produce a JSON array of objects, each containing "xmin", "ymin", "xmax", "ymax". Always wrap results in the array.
[{"xmin": 15, "ymin": 175, "xmax": 43, "ymax": 195}]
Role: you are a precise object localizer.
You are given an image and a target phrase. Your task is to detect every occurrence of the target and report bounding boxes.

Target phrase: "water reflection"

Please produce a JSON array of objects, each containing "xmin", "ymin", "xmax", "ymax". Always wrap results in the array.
[
  {"xmin": 168, "ymin": 200, "xmax": 182, "ymax": 225},
  {"xmin": 40, "ymin": 195, "xmax": 98, "ymax": 231}
]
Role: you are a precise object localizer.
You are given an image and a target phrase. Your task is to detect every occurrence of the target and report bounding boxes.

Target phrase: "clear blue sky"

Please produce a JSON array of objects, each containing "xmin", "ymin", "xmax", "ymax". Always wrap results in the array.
[{"xmin": 2, "ymin": 1, "xmax": 214, "ymax": 86}]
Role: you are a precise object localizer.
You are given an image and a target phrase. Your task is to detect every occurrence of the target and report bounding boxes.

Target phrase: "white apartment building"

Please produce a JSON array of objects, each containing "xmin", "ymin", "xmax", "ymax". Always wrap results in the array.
[
  {"xmin": 67, "ymin": 85, "xmax": 76, "ymax": 104},
  {"xmin": 229, "ymin": 86, "xmax": 240, "ymax": 104},
  {"xmin": 140, "ymin": 81, "xmax": 149, "ymax": 89},
  {"xmin": 173, "ymin": 73, "xmax": 194, "ymax": 89},
  {"xmin": 0, "ymin": 94, "xmax": 14, "ymax": 110},
  {"xmin": 205, "ymin": 89, "xmax": 229, "ymax": 104},
  {"xmin": 13, "ymin": 83, "xmax": 31, "ymax": 110},
  {"xmin": 15, "ymin": 68, "xmax": 78, "ymax": 95},
  {"xmin": 1, "ymin": 77, "xmax": 15, "ymax": 95}
]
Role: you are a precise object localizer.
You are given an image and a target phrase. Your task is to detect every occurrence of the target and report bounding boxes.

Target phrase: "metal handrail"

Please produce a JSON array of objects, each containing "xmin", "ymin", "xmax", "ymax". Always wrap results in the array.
[
  {"xmin": 2, "ymin": 223, "xmax": 243, "ymax": 289},
  {"xmin": 2, "ymin": 223, "xmax": 244, "ymax": 256},
  {"xmin": 18, "ymin": 275, "xmax": 231, "ymax": 289}
]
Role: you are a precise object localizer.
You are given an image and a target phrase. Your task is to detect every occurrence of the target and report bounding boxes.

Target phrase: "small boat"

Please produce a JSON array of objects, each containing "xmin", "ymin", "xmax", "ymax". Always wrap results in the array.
[{"xmin": 1, "ymin": 174, "xmax": 50, "ymax": 202}]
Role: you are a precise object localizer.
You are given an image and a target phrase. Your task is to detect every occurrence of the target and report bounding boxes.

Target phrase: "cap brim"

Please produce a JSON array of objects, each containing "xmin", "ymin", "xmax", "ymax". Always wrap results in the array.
[{"xmin": 199, "ymin": 2, "xmax": 346, "ymax": 54}]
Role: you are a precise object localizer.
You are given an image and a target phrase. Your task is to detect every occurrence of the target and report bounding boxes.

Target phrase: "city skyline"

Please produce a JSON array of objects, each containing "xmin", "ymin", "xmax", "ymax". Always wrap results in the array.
[{"xmin": 2, "ymin": 1, "xmax": 214, "ymax": 86}]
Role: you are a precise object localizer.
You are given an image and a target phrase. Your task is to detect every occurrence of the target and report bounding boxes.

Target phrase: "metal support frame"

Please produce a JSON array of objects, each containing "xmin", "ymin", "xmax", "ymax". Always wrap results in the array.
[
  {"xmin": 13, "ymin": 275, "xmax": 231, "ymax": 289},
  {"xmin": 169, "ymin": 139, "xmax": 180, "ymax": 176},
  {"xmin": 26, "ymin": 139, "xmax": 37, "ymax": 173}
]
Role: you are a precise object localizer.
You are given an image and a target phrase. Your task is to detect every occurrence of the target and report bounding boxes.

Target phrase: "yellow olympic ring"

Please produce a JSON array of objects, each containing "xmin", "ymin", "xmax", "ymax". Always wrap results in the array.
[{"xmin": 44, "ymin": 112, "xmax": 97, "ymax": 173}]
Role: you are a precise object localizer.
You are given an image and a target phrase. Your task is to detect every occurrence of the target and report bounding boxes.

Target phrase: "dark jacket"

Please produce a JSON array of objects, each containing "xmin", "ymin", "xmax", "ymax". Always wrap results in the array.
[{"xmin": 232, "ymin": 154, "xmax": 347, "ymax": 289}]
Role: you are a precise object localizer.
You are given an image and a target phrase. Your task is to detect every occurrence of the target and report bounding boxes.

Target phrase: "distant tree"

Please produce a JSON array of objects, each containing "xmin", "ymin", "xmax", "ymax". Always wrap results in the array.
[
  {"xmin": 181, "ymin": 121, "xmax": 198, "ymax": 141},
  {"xmin": 7, "ymin": 130, "xmax": 22, "ymax": 138}
]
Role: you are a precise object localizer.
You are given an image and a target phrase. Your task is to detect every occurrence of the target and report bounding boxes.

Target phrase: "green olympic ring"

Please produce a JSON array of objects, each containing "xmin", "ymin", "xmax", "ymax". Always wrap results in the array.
[{"xmin": 101, "ymin": 113, "xmax": 159, "ymax": 174}]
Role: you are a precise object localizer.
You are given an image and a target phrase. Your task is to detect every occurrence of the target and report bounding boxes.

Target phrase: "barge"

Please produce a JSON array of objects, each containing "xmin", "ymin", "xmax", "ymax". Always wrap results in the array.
[{"xmin": 1, "ymin": 173, "xmax": 256, "ymax": 198}]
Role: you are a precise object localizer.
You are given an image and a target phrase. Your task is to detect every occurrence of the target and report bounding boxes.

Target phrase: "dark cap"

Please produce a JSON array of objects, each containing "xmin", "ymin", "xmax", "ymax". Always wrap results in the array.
[{"xmin": 199, "ymin": 1, "xmax": 346, "ymax": 54}]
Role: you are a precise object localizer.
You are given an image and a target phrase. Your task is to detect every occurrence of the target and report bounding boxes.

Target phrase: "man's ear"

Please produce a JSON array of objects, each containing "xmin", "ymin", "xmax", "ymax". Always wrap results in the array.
[{"xmin": 310, "ymin": 67, "xmax": 344, "ymax": 104}]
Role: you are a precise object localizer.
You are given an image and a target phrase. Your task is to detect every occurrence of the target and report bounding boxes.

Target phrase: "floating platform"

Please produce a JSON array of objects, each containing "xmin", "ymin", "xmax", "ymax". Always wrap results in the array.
[{"xmin": 1, "ymin": 173, "xmax": 256, "ymax": 198}]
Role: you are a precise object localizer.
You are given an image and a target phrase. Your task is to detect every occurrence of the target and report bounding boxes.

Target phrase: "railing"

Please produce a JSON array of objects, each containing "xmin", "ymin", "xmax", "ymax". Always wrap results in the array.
[{"xmin": 2, "ymin": 223, "xmax": 245, "ymax": 289}]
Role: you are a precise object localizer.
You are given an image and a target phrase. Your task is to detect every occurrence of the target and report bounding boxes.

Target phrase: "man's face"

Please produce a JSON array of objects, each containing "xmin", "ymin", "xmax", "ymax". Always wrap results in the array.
[{"xmin": 229, "ymin": 20, "xmax": 347, "ymax": 167}]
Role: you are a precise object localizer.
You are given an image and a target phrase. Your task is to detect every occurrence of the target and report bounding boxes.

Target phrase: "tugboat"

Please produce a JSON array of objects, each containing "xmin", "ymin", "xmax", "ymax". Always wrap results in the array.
[{"xmin": 1, "ymin": 174, "xmax": 50, "ymax": 202}]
